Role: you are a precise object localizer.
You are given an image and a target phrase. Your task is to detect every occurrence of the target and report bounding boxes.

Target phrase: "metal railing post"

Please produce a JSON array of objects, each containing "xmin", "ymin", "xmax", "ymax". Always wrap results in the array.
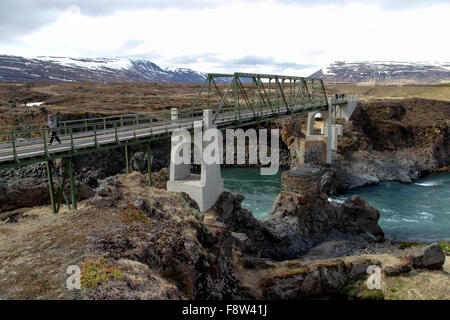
[
  {"xmin": 69, "ymin": 128, "xmax": 75, "ymax": 153},
  {"xmin": 11, "ymin": 128, "xmax": 20, "ymax": 164},
  {"xmin": 94, "ymin": 125, "xmax": 98, "ymax": 148}
]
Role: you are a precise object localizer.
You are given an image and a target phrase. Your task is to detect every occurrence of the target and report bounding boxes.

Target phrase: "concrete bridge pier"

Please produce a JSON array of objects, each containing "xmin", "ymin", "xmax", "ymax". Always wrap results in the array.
[
  {"xmin": 303, "ymin": 95, "xmax": 359, "ymax": 165},
  {"xmin": 167, "ymin": 109, "xmax": 224, "ymax": 212}
]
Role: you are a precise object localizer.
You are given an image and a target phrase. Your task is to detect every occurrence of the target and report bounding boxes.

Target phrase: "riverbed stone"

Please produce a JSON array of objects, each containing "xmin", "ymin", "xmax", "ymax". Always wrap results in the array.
[
  {"xmin": 281, "ymin": 166, "xmax": 321, "ymax": 195},
  {"xmin": 410, "ymin": 243, "xmax": 446, "ymax": 270}
]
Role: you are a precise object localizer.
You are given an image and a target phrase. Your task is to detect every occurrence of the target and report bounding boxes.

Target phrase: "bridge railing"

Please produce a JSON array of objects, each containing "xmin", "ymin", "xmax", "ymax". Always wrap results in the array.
[
  {"xmin": 0, "ymin": 112, "xmax": 165, "ymax": 138},
  {"xmin": 0, "ymin": 108, "xmax": 210, "ymax": 164}
]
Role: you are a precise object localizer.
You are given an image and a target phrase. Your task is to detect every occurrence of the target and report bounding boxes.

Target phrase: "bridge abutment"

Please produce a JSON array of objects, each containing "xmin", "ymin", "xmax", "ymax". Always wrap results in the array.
[
  {"xmin": 302, "ymin": 95, "xmax": 358, "ymax": 165},
  {"xmin": 167, "ymin": 109, "xmax": 224, "ymax": 212}
]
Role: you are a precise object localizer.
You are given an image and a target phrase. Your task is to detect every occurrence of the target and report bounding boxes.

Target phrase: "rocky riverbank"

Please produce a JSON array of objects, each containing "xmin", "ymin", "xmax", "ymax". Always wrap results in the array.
[
  {"xmin": 0, "ymin": 98, "xmax": 449, "ymax": 299},
  {"xmin": 276, "ymin": 98, "xmax": 450, "ymax": 194},
  {"xmin": 0, "ymin": 171, "xmax": 448, "ymax": 300}
]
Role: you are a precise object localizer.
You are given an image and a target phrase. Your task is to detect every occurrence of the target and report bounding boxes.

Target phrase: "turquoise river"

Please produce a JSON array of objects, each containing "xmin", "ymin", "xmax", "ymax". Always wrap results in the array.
[{"xmin": 221, "ymin": 168, "xmax": 450, "ymax": 243}]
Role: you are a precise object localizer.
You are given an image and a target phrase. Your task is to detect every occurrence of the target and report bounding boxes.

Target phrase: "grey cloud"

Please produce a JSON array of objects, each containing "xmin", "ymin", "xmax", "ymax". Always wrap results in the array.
[
  {"xmin": 226, "ymin": 55, "xmax": 315, "ymax": 70},
  {"xmin": 116, "ymin": 39, "xmax": 145, "ymax": 52},
  {"xmin": 277, "ymin": 0, "xmax": 448, "ymax": 10},
  {"xmin": 0, "ymin": 0, "xmax": 236, "ymax": 42},
  {"xmin": 170, "ymin": 53, "xmax": 222, "ymax": 65},
  {"xmin": 0, "ymin": 0, "xmax": 448, "ymax": 42},
  {"xmin": 162, "ymin": 53, "xmax": 317, "ymax": 74},
  {"xmin": 73, "ymin": 39, "xmax": 157, "ymax": 59}
]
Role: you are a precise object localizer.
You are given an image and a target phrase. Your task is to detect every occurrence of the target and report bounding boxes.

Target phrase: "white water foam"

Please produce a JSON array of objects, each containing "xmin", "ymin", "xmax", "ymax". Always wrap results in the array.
[
  {"xmin": 418, "ymin": 212, "xmax": 434, "ymax": 220},
  {"xmin": 415, "ymin": 182, "xmax": 439, "ymax": 187},
  {"xmin": 328, "ymin": 198, "xmax": 344, "ymax": 204}
]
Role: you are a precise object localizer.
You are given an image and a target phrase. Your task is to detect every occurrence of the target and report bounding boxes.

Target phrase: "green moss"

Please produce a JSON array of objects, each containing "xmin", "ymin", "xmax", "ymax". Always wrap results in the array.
[
  {"xmin": 121, "ymin": 210, "xmax": 152, "ymax": 226},
  {"xmin": 179, "ymin": 195, "xmax": 204, "ymax": 223},
  {"xmin": 80, "ymin": 258, "xmax": 124, "ymax": 289},
  {"xmin": 439, "ymin": 242, "xmax": 450, "ymax": 255},
  {"xmin": 398, "ymin": 241, "xmax": 427, "ymax": 249}
]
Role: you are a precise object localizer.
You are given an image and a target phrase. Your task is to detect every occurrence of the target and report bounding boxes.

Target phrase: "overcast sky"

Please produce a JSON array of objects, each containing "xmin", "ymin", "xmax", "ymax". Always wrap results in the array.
[{"xmin": 0, "ymin": 0, "xmax": 449, "ymax": 75}]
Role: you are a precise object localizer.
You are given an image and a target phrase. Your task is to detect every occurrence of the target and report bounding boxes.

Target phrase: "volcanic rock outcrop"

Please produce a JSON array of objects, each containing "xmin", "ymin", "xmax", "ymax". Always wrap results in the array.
[{"xmin": 214, "ymin": 166, "xmax": 384, "ymax": 261}]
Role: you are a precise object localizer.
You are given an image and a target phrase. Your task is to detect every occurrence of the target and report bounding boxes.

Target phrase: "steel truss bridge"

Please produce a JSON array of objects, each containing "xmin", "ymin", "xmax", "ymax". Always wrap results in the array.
[{"xmin": 0, "ymin": 72, "xmax": 350, "ymax": 213}]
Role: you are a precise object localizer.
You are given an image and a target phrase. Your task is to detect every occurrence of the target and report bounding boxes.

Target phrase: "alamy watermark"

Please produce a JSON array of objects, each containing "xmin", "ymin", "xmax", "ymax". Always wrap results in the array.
[
  {"xmin": 66, "ymin": 265, "xmax": 81, "ymax": 290},
  {"xmin": 171, "ymin": 127, "xmax": 280, "ymax": 175},
  {"xmin": 366, "ymin": 265, "xmax": 382, "ymax": 290}
]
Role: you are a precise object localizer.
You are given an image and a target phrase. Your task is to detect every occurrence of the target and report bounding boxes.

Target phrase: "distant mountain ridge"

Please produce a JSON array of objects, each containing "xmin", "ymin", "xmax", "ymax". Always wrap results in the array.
[
  {"xmin": 0, "ymin": 55, "xmax": 208, "ymax": 83},
  {"xmin": 310, "ymin": 61, "xmax": 450, "ymax": 84},
  {"xmin": 2, "ymin": 55, "xmax": 450, "ymax": 85}
]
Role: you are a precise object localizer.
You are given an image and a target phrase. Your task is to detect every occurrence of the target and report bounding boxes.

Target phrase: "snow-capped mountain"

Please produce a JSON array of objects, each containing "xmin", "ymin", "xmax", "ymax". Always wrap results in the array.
[
  {"xmin": 310, "ymin": 61, "xmax": 450, "ymax": 84},
  {"xmin": 0, "ymin": 55, "xmax": 208, "ymax": 83}
]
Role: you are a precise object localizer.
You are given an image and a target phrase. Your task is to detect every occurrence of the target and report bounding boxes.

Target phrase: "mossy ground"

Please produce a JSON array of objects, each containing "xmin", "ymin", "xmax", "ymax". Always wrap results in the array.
[
  {"xmin": 80, "ymin": 258, "xmax": 124, "ymax": 289},
  {"xmin": 339, "ymin": 279, "xmax": 384, "ymax": 300},
  {"xmin": 121, "ymin": 210, "xmax": 152, "ymax": 226},
  {"xmin": 338, "ymin": 256, "xmax": 450, "ymax": 300},
  {"xmin": 399, "ymin": 241, "xmax": 450, "ymax": 255}
]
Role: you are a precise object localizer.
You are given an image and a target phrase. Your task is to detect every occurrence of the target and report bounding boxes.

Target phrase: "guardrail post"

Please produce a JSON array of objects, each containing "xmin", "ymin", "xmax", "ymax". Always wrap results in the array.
[
  {"xmin": 94, "ymin": 125, "xmax": 98, "ymax": 148},
  {"xmin": 69, "ymin": 128, "xmax": 75, "ymax": 153},
  {"xmin": 114, "ymin": 122, "xmax": 120, "ymax": 145},
  {"xmin": 11, "ymin": 128, "xmax": 20, "ymax": 164},
  {"xmin": 326, "ymin": 97, "xmax": 333, "ymax": 164},
  {"xmin": 171, "ymin": 108, "xmax": 179, "ymax": 121}
]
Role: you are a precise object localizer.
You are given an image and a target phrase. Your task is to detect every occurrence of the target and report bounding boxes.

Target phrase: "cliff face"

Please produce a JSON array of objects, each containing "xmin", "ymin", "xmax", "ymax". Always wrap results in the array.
[{"xmin": 278, "ymin": 98, "xmax": 450, "ymax": 193}]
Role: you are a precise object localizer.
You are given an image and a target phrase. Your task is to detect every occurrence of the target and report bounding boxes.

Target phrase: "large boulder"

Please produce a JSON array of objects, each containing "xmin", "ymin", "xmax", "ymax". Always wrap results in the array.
[
  {"xmin": 0, "ymin": 177, "xmax": 94, "ymax": 213},
  {"xmin": 0, "ymin": 178, "xmax": 49, "ymax": 212},
  {"xmin": 89, "ymin": 176, "xmax": 121, "ymax": 208},
  {"xmin": 409, "ymin": 243, "xmax": 446, "ymax": 270},
  {"xmin": 263, "ymin": 191, "xmax": 336, "ymax": 259},
  {"xmin": 214, "ymin": 192, "xmax": 269, "ymax": 255},
  {"xmin": 259, "ymin": 256, "xmax": 376, "ymax": 299},
  {"xmin": 214, "ymin": 190, "xmax": 385, "ymax": 261},
  {"xmin": 336, "ymin": 195, "xmax": 384, "ymax": 241}
]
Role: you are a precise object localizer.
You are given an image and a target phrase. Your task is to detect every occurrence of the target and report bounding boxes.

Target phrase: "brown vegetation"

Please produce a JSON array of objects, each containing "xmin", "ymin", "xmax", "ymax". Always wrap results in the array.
[{"xmin": 1, "ymin": 81, "xmax": 449, "ymax": 116}]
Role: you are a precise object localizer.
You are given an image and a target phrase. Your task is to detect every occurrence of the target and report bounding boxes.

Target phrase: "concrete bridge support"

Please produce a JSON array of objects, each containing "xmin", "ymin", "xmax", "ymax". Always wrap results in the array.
[
  {"xmin": 304, "ymin": 95, "xmax": 358, "ymax": 165},
  {"xmin": 167, "ymin": 109, "xmax": 224, "ymax": 212}
]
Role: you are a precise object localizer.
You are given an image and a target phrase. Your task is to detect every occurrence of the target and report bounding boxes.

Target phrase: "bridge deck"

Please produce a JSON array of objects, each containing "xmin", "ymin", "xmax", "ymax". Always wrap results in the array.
[{"xmin": 0, "ymin": 102, "xmax": 336, "ymax": 169}]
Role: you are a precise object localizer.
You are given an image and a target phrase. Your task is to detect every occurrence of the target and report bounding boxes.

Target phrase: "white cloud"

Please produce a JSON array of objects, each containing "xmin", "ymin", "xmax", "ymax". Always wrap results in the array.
[{"xmin": 1, "ymin": 0, "xmax": 449, "ymax": 75}]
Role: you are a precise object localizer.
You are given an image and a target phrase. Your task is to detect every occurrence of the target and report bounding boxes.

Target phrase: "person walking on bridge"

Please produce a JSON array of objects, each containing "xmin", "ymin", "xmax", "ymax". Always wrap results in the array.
[{"xmin": 47, "ymin": 114, "xmax": 61, "ymax": 145}]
